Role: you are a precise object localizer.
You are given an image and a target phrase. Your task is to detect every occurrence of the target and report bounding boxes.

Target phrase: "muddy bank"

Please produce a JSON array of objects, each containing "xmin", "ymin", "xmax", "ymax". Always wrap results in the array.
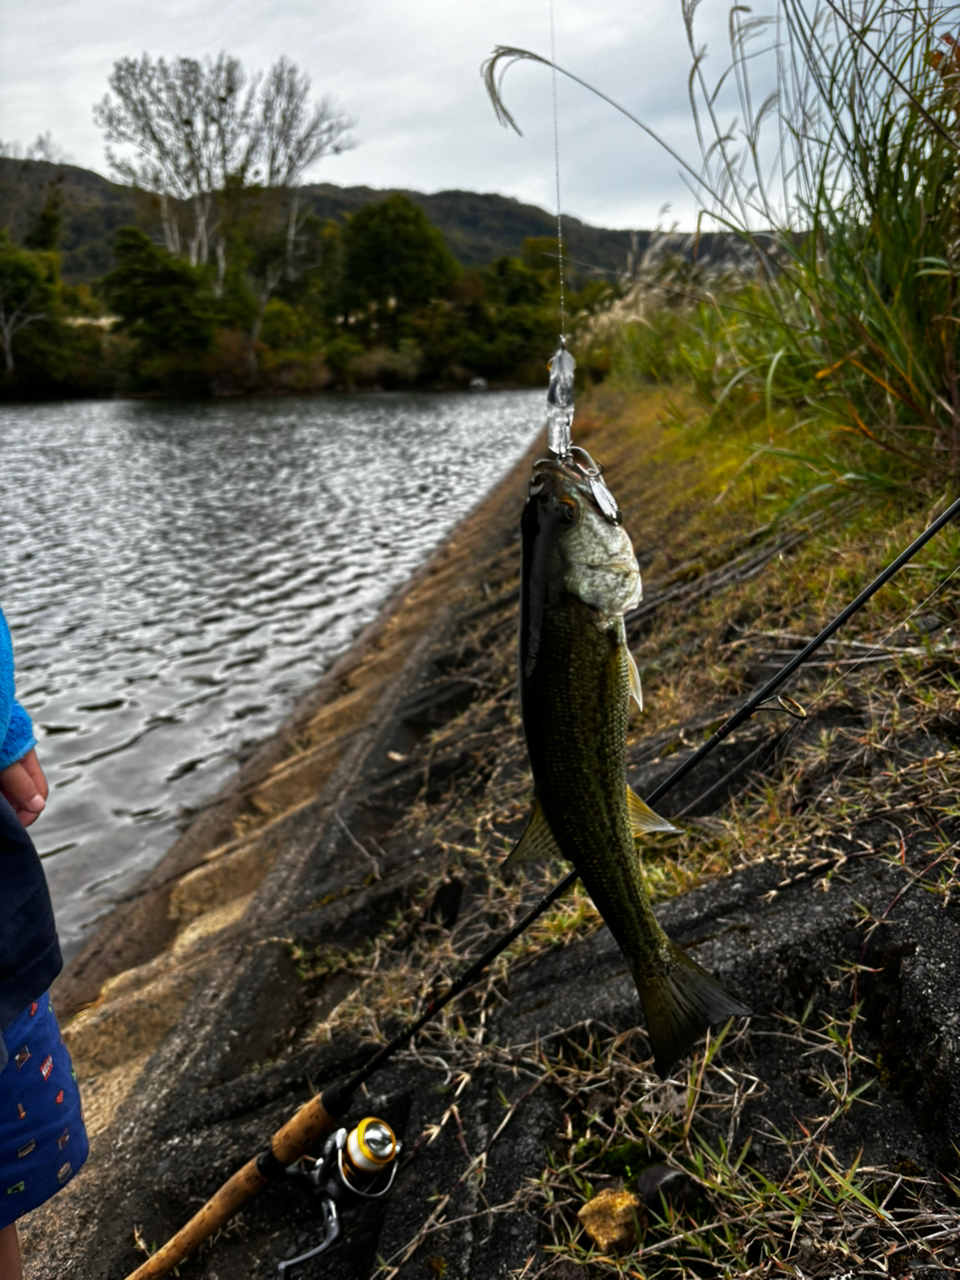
[{"xmin": 25, "ymin": 391, "xmax": 960, "ymax": 1279}]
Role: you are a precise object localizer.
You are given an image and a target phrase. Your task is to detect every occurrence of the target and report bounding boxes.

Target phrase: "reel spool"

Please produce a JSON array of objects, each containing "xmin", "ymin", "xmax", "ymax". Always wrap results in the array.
[
  {"xmin": 276, "ymin": 1116, "xmax": 401, "ymax": 1278},
  {"xmin": 342, "ymin": 1117, "xmax": 398, "ymax": 1189}
]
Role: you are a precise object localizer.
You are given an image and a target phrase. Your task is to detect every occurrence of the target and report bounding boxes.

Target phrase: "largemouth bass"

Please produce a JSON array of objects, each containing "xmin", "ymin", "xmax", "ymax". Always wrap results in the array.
[{"xmin": 506, "ymin": 452, "xmax": 748, "ymax": 1076}]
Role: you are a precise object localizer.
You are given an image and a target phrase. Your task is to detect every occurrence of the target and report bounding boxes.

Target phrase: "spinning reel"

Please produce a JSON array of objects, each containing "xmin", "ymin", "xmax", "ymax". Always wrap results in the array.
[{"xmin": 276, "ymin": 1117, "xmax": 401, "ymax": 1278}]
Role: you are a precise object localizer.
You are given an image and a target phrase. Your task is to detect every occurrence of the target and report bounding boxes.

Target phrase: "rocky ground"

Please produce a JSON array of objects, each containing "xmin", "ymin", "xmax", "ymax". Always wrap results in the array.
[{"xmin": 24, "ymin": 390, "xmax": 960, "ymax": 1279}]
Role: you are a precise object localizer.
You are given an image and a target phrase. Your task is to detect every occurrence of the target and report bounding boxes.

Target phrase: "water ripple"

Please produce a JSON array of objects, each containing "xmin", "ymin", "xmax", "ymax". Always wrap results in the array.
[{"xmin": 0, "ymin": 389, "xmax": 540, "ymax": 958}]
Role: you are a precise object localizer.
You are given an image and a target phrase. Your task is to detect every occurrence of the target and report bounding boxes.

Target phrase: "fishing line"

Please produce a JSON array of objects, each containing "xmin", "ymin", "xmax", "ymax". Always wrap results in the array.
[{"xmin": 549, "ymin": 0, "xmax": 566, "ymax": 339}]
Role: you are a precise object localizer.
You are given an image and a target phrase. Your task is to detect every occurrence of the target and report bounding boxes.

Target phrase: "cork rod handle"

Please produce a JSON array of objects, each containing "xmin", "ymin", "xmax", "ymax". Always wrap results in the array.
[{"xmin": 124, "ymin": 1088, "xmax": 346, "ymax": 1279}]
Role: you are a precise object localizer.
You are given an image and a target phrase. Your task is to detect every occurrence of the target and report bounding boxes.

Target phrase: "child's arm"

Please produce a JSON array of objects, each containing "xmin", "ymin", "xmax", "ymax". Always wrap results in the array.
[
  {"xmin": 0, "ymin": 746, "xmax": 47, "ymax": 827},
  {"xmin": 0, "ymin": 607, "xmax": 47, "ymax": 826}
]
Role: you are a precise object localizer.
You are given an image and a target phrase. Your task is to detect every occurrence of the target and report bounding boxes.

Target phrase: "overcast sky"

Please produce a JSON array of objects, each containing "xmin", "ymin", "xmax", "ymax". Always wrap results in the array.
[{"xmin": 0, "ymin": 0, "xmax": 751, "ymax": 232}]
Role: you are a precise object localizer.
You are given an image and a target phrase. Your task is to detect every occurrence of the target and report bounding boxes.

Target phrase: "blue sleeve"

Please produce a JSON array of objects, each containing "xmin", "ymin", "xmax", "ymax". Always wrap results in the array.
[{"xmin": 0, "ymin": 607, "xmax": 37, "ymax": 771}]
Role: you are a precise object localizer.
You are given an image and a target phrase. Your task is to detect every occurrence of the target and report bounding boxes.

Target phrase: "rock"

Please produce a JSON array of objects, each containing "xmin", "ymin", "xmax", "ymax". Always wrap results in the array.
[
  {"xmin": 577, "ymin": 1187, "xmax": 644, "ymax": 1251},
  {"xmin": 635, "ymin": 1163, "xmax": 702, "ymax": 1212}
]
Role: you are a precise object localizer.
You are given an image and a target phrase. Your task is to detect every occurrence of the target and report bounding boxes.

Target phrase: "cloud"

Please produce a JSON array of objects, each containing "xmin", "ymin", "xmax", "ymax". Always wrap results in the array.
[{"xmin": 0, "ymin": 0, "xmax": 754, "ymax": 231}]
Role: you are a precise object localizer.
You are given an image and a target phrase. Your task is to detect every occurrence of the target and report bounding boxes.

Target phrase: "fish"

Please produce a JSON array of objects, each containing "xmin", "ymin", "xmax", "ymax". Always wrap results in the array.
[{"xmin": 505, "ymin": 451, "xmax": 749, "ymax": 1077}]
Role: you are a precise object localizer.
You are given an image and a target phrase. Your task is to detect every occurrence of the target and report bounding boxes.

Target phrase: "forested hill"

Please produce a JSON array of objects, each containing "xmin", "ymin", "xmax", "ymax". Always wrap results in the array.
[
  {"xmin": 301, "ymin": 182, "xmax": 635, "ymax": 273},
  {"xmin": 0, "ymin": 157, "xmax": 141, "ymax": 282},
  {"xmin": 0, "ymin": 155, "xmax": 643, "ymax": 283}
]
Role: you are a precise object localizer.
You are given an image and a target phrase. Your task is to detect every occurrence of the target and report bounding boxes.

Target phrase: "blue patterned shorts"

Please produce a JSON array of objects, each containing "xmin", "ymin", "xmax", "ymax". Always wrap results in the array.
[{"xmin": 0, "ymin": 994, "xmax": 89, "ymax": 1228}]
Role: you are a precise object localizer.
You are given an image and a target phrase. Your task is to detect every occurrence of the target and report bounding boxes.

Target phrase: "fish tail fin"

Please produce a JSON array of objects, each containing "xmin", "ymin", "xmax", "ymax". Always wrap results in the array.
[{"xmin": 634, "ymin": 940, "xmax": 750, "ymax": 1080}]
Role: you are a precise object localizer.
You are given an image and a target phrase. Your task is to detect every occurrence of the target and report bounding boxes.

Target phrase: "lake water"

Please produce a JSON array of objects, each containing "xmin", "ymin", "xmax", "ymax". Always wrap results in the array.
[{"xmin": 0, "ymin": 390, "xmax": 541, "ymax": 960}]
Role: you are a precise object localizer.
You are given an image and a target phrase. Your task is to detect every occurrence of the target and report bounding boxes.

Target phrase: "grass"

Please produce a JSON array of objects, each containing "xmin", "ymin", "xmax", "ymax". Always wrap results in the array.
[
  {"xmin": 490, "ymin": 1, "xmax": 960, "ymax": 494},
  {"xmin": 307, "ymin": 950, "xmax": 956, "ymax": 1278},
  {"xmin": 276, "ymin": 377, "xmax": 960, "ymax": 1278},
  {"xmin": 511, "ymin": 1017, "xmax": 952, "ymax": 1279}
]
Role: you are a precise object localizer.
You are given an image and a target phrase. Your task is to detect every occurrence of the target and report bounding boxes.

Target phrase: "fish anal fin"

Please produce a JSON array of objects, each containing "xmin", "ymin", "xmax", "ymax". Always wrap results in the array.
[
  {"xmin": 627, "ymin": 648, "xmax": 643, "ymax": 712},
  {"xmin": 626, "ymin": 786, "xmax": 679, "ymax": 837},
  {"xmin": 635, "ymin": 939, "xmax": 750, "ymax": 1079},
  {"xmin": 502, "ymin": 798, "xmax": 563, "ymax": 877}
]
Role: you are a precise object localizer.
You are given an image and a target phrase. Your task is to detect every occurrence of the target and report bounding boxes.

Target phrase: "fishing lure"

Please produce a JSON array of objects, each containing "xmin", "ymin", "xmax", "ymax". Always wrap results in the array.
[
  {"xmin": 546, "ymin": 337, "xmax": 575, "ymax": 458},
  {"xmin": 546, "ymin": 338, "xmax": 620, "ymax": 524}
]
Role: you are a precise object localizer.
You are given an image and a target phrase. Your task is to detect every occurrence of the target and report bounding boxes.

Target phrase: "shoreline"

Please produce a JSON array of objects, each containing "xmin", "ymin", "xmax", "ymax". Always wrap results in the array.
[
  {"xmin": 53, "ymin": 418, "xmax": 543, "ymax": 1026},
  {"xmin": 0, "ymin": 380, "xmax": 538, "ymax": 408},
  {"xmin": 11, "ymin": 385, "xmax": 541, "ymax": 970}
]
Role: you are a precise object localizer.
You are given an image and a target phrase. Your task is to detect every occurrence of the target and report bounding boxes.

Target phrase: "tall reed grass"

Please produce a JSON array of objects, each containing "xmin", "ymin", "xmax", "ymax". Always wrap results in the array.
[{"xmin": 485, "ymin": 0, "xmax": 960, "ymax": 493}]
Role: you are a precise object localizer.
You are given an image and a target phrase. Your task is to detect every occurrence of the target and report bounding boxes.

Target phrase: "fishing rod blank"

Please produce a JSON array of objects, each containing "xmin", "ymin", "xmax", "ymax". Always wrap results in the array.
[
  {"xmin": 643, "ymin": 489, "xmax": 960, "ymax": 806},
  {"xmin": 125, "ymin": 488, "xmax": 960, "ymax": 1280},
  {"xmin": 542, "ymin": 487, "xmax": 960, "ymax": 906}
]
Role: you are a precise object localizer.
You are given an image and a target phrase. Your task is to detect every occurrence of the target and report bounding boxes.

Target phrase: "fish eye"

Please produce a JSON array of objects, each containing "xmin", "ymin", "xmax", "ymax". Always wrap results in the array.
[{"xmin": 559, "ymin": 496, "xmax": 578, "ymax": 523}]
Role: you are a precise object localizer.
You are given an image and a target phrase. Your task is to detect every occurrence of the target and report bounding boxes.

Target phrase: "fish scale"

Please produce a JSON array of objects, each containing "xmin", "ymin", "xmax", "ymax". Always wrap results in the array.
[{"xmin": 530, "ymin": 594, "xmax": 667, "ymax": 962}]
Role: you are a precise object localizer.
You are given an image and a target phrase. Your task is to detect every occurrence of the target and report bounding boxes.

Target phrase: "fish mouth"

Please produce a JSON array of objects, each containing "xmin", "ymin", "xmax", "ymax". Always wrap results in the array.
[{"xmin": 531, "ymin": 455, "xmax": 589, "ymax": 487}]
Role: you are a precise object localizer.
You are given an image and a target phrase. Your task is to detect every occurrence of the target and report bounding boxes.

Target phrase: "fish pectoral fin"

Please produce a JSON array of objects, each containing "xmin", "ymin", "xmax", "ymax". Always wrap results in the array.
[
  {"xmin": 502, "ymin": 798, "xmax": 563, "ymax": 876},
  {"xmin": 627, "ymin": 648, "xmax": 643, "ymax": 712},
  {"xmin": 626, "ymin": 786, "xmax": 680, "ymax": 836}
]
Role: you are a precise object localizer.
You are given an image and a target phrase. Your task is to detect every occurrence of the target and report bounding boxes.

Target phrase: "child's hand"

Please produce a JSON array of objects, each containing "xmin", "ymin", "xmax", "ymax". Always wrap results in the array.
[{"xmin": 0, "ymin": 748, "xmax": 48, "ymax": 827}]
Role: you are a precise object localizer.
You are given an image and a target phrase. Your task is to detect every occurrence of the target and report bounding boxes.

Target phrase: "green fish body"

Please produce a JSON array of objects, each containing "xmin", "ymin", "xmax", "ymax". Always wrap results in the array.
[{"xmin": 508, "ymin": 455, "xmax": 748, "ymax": 1076}]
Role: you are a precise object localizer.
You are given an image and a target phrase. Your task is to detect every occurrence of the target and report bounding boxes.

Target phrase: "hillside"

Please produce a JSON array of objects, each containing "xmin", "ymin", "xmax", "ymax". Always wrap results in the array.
[
  {"xmin": 0, "ymin": 157, "xmax": 143, "ymax": 281},
  {"xmin": 1, "ymin": 156, "xmax": 733, "ymax": 286},
  {"xmin": 301, "ymin": 181, "xmax": 636, "ymax": 273}
]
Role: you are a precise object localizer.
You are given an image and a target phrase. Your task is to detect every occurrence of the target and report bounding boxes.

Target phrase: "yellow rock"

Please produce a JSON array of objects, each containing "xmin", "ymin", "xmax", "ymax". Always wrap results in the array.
[
  {"xmin": 64, "ymin": 963, "xmax": 202, "ymax": 1075},
  {"xmin": 168, "ymin": 836, "xmax": 277, "ymax": 923},
  {"xmin": 172, "ymin": 893, "xmax": 253, "ymax": 953},
  {"xmin": 577, "ymin": 1187, "xmax": 644, "ymax": 1252}
]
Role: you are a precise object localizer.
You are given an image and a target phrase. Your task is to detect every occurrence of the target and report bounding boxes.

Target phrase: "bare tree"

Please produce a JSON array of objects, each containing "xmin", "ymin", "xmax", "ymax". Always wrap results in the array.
[
  {"xmin": 0, "ymin": 132, "xmax": 69, "ymax": 162},
  {"xmin": 93, "ymin": 52, "xmax": 353, "ymax": 280},
  {"xmin": 255, "ymin": 57, "xmax": 353, "ymax": 278},
  {"xmin": 0, "ymin": 292, "xmax": 47, "ymax": 377},
  {"xmin": 241, "ymin": 58, "xmax": 353, "ymax": 358},
  {"xmin": 0, "ymin": 238, "xmax": 54, "ymax": 378},
  {"xmin": 257, "ymin": 57, "xmax": 352, "ymax": 188},
  {"xmin": 94, "ymin": 54, "xmax": 261, "ymax": 265}
]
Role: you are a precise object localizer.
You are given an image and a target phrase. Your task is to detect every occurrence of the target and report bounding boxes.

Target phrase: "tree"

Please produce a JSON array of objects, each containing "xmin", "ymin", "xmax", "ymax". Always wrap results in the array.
[
  {"xmin": 94, "ymin": 53, "xmax": 353, "ymax": 273},
  {"xmin": 95, "ymin": 53, "xmax": 256, "ymax": 264},
  {"xmin": 23, "ymin": 186, "xmax": 63, "ymax": 252},
  {"xmin": 256, "ymin": 58, "xmax": 353, "ymax": 271},
  {"xmin": 101, "ymin": 228, "xmax": 215, "ymax": 354},
  {"xmin": 0, "ymin": 132, "xmax": 68, "ymax": 162},
  {"xmin": 341, "ymin": 195, "xmax": 461, "ymax": 347},
  {"xmin": 0, "ymin": 234, "xmax": 56, "ymax": 378}
]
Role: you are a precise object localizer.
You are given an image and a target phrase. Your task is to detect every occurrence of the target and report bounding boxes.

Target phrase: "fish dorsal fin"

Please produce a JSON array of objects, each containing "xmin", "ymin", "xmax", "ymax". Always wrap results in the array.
[
  {"xmin": 627, "ymin": 648, "xmax": 643, "ymax": 712},
  {"xmin": 502, "ymin": 798, "xmax": 563, "ymax": 873},
  {"xmin": 626, "ymin": 786, "xmax": 679, "ymax": 836}
]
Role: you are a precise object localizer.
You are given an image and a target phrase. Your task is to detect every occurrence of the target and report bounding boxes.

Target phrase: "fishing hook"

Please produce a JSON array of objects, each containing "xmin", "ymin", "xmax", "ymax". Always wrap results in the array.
[{"xmin": 564, "ymin": 447, "xmax": 621, "ymax": 525}]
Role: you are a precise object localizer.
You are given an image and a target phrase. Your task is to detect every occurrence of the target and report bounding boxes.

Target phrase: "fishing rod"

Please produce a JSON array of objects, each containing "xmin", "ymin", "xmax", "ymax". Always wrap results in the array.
[{"xmin": 125, "ymin": 484, "xmax": 960, "ymax": 1280}]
